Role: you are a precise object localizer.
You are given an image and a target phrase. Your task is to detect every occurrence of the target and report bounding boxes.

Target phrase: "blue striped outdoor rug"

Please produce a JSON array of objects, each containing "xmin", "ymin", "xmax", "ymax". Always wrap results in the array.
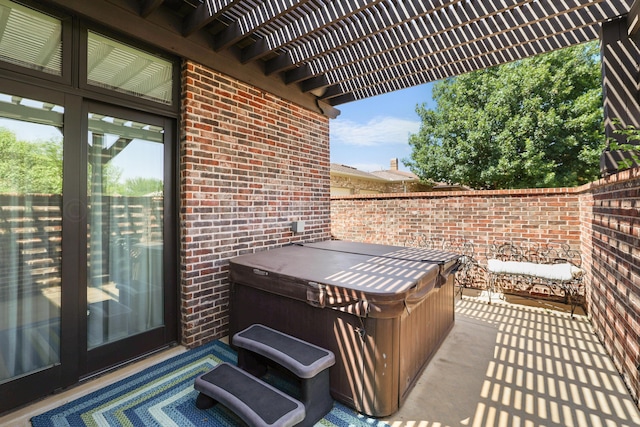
[{"xmin": 31, "ymin": 340, "xmax": 389, "ymax": 426}]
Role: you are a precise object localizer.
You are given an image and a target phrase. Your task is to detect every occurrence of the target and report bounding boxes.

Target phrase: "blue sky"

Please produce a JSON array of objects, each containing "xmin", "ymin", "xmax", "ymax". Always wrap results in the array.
[
  {"xmin": 2, "ymin": 87, "xmax": 438, "ymax": 178},
  {"xmin": 329, "ymin": 82, "xmax": 436, "ymax": 172}
]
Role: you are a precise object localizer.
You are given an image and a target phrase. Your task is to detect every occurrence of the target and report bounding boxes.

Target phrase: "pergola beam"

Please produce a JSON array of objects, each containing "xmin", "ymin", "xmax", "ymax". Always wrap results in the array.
[
  {"xmin": 323, "ymin": 25, "xmax": 599, "ymax": 105},
  {"xmin": 182, "ymin": 0, "xmax": 238, "ymax": 37},
  {"xmin": 302, "ymin": 1, "xmax": 618, "ymax": 91},
  {"xmin": 139, "ymin": 0, "xmax": 164, "ymax": 18}
]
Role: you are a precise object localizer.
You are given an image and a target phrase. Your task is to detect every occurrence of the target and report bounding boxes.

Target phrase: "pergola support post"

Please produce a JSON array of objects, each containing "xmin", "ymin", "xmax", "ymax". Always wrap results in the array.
[{"xmin": 600, "ymin": 15, "xmax": 640, "ymax": 176}]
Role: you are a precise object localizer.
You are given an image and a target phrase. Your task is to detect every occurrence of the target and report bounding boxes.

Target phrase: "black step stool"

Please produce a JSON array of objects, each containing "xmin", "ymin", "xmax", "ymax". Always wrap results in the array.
[{"xmin": 232, "ymin": 324, "xmax": 336, "ymax": 427}]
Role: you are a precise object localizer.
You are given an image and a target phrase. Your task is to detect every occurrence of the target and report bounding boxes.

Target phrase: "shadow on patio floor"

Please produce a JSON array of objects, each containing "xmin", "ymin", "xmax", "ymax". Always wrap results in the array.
[
  {"xmin": 384, "ymin": 295, "xmax": 640, "ymax": 427},
  {"xmin": 3, "ymin": 294, "xmax": 639, "ymax": 427}
]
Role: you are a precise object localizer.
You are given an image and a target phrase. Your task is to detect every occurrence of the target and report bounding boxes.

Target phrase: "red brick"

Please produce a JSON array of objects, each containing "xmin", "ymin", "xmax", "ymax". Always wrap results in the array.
[{"xmin": 179, "ymin": 60, "xmax": 331, "ymax": 347}]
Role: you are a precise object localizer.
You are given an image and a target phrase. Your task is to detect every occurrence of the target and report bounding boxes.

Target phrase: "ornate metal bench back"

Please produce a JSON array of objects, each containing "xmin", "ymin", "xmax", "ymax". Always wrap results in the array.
[
  {"xmin": 488, "ymin": 241, "xmax": 582, "ymax": 268},
  {"xmin": 404, "ymin": 235, "xmax": 487, "ymax": 293}
]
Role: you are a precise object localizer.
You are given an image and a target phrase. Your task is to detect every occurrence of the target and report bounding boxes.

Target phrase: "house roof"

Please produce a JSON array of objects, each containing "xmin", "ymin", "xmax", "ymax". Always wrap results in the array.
[
  {"xmin": 331, "ymin": 163, "xmax": 472, "ymax": 191},
  {"xmin": 371, "ymin": 169, "xmax": 420, "ymax": 182},
  {"xmin": 331, "ymin": 163, "xmax": 423, "ymax": 183},
  {"xmin": 46, "ymin": 0, "xmax": 633, "ymax": 114},
  {"xmin": 330, "ymin": 163, "xmax": 388, "ymax": 181}
]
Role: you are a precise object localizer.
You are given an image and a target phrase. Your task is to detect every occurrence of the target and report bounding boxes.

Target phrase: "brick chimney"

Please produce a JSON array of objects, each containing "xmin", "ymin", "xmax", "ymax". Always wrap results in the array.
[{"xmin": 390, "ymin": 158, "xmax": 399, "ymax": 170}]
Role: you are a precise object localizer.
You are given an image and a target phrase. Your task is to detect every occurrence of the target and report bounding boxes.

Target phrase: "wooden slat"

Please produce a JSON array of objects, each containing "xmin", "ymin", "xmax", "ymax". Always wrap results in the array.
[
  {"xmin": 46, "ymin": 0, "xmax": 634, "ymax": 106},
  {"xmin": 241, "ymin": 0, "xmax": 384, "ymax": 64},
  {"xmin": 302, "ymin": 2, "xmax": 622, "ymax": 95},
  {"xmin": 212, "ymin": 0, "xmax": 312, "ymax": 51},
  {"xmin": 628, "ymin": 0, "xmax": 640, "ymax": 34},
  {"xmin": 324, "ymin": 26, "xmax": 599, "ymax": 105}
]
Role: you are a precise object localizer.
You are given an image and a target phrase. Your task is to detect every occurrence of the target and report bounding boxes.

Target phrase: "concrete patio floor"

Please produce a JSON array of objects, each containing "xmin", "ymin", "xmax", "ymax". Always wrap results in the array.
[
  {"xmin": 384, "ymin": 294, "xmax": 640, "ymax": 427},
  {"xmin": 2, "ymin": 294, "xmax": 640, "ymax": 426}
]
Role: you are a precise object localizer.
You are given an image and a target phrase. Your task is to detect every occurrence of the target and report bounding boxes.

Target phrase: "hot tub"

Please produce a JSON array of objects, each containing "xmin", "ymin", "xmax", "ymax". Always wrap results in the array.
[{"xmin": 228, "ymin": 240, "xmax": 460, "ymax": 417}]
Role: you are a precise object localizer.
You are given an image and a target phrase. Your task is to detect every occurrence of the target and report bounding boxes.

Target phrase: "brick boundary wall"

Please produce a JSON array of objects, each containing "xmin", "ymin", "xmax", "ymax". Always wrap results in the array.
[
  {"xmin": 331, "ymin": 169, "xmax": 640, "ymax": 403},
  {"xmin": 331, "ymin": 188, "xmax": 583, "ymax": 249},
  {"xmin": 180, "ymin": 61, "xmax": 331, "ymax": 347}
]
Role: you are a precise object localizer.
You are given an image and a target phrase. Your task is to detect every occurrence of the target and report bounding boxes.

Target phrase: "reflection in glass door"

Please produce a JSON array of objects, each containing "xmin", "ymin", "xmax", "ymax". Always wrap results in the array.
[
  {"xmin": 87, "ymin": 111, "xmax": 164, "ymax": 349},
  {"xmin": 0, "ymin": 93, "xmax": 63, "ymax": 383}
]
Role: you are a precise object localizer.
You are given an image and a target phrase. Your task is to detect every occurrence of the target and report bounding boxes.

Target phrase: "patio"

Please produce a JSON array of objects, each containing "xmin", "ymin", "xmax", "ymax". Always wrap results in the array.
[
  {"xmin": 2, "ymin": 294, "xmax": 639, "ymax": 427},
  {"xmin": 388, "ymin": 295, "xmax": 640, "ymax": 427},
  {"xmin": 1, "ymin": 0, "xmax": 639, "ymax": 418}
]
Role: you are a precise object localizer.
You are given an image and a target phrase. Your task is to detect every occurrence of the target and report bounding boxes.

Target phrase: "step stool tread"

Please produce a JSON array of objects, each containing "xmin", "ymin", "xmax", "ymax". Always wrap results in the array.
[
  {"xmin": 233, "ymin": 324, "xmax": 335, "ymax": 378},
  {"xmin": 194, "ymin": 362, "xmax": 305, "ymax": 427}
]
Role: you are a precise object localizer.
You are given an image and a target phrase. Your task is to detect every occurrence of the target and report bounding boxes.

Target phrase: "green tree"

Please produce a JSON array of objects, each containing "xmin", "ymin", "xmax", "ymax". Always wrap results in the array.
[
  {"xmin": 114, "ymin": 177, "xmax": 163, "ymax": 196},
  {"xmin": 405, "ymin": 42, "xmax": 605, "ymax": 189},
  {"xmin": 0, "ymin": 127, "xmax": 160, "ymax": 196},
  {"xmin": 0, "ymin": 127, "xmax": 63, "ymax": 193}
]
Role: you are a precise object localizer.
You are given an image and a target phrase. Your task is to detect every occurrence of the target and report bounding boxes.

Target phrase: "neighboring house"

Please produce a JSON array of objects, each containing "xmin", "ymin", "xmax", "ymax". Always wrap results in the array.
[
  {"xmin": 331, "ymin": 159, "xmax": 468, "ymax": 196},
  {"xmin": 330, "ymin": 163, "xmax": 391, "ymax": 196}
]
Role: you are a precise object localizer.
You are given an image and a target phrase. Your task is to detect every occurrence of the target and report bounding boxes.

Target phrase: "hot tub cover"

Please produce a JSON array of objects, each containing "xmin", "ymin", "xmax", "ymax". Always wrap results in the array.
[{"xmin": 229, "ymin": 240, "xmax": 460, "ymax": 319}]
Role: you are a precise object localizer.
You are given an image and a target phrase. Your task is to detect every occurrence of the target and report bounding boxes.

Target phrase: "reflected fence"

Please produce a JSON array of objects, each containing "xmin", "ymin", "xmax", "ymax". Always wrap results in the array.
[{"xmin": 0, "ymin": 194, "xmax": 163, "ymax": 299}]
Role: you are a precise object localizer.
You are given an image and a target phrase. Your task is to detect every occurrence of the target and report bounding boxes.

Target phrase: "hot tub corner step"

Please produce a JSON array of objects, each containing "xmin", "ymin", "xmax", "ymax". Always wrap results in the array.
[{"xmin": 194, "ymin": 362, "xmax": 305, "ymax": 427}]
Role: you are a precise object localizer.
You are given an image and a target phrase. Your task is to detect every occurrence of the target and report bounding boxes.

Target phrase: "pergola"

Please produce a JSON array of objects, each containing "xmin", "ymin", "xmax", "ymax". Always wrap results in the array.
[
  {"xmin": 49, "ymin": 0, "xmax": 634, "ymax": 115},
  {"xmin": 44, "ymin": 0, "xmax": 640, "ymax": 172}
]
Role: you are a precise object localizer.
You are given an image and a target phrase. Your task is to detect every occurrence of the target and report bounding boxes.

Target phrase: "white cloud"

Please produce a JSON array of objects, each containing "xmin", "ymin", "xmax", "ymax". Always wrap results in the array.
[{"xmin": 330, "ymin": 116, "xmax": 420, "ymax": 147}]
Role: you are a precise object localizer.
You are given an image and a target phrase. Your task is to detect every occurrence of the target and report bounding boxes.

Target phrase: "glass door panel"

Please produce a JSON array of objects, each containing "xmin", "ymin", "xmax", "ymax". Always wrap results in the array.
[
  {"xmin": 87, "ymin": 111, "xmax": 164, "ymax": 349},
  {"xmin": 0, "ymin": 93, "xmax": 63, "ymax": 383}
]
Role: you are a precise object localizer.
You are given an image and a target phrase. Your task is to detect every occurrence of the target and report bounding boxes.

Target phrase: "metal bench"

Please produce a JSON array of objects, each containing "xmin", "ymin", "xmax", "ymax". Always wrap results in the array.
[
  {"xmin": 486, "ymin": 241, "xmax": 585, "ymax": 317},
  {"xmin": 233, "ymin": 324, "xmax": 336, "ymax": 427},
  {"xmin": 404, "ymin": 235, "xmax": 585, "ymax": 315}
]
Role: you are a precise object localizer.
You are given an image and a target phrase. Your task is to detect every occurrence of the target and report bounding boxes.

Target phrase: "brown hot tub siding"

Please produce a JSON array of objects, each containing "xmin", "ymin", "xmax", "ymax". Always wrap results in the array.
[{"xmin": 228, "ymin": 241, "xmax": 458, "ymax": 416}]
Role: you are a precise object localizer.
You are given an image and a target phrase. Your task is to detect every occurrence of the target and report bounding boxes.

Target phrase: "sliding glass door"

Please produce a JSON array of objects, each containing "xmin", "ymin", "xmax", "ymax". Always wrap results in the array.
[
  {"xmin": 0, "ymin": 93, "xmax": 177, "ymax": 410},
  {"xmin": 0, "ymin": 1, "xmax": 178, "ymax": 411},
  {"xmin": 0, "ymin": 91, "xmax": 64, "ymax": 407},
  {"xmin": 84, "ymin": 103, "xmax": 174, "ymax": 373},
  {"xmin": 87, "ymin": 107, "xmax": 165, "ymax": 348}
]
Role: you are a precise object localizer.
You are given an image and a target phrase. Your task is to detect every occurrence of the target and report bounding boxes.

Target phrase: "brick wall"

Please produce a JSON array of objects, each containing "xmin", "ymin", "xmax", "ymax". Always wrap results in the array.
[
  {"xmin": 580, "ymin": 169, "xmax": 640, "ymax": 401},
  {"xmin": 180, "ymin": 61, "xmax": 332, "ymax": 347},
  {"xmin": 331, "ymin": 189, "xmax": 582, "ymax": 250}
]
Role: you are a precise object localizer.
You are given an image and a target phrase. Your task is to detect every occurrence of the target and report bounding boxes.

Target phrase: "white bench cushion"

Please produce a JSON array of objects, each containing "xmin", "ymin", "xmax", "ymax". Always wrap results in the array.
[{"xmin": 487, "ymin": 259, "xmax": 583, "ymax": 281}]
